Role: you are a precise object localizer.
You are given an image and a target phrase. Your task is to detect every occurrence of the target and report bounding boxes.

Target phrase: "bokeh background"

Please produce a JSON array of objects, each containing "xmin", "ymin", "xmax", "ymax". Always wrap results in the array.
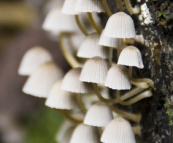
[{"xmin": 0, "ymin": 0, "xmax": 70, "ymax": 142}]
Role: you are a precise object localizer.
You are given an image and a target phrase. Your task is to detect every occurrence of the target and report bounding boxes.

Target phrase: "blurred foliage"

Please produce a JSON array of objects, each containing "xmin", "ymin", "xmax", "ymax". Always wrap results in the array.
[{"xmin": 23, "ymin": 103, "xmax": 63, "ymax": 143}]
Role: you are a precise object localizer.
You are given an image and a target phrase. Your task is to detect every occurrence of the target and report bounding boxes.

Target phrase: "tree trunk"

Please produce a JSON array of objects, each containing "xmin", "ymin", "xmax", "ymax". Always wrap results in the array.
[
  {"xmin": 101, "ymin": 0, "xmax": 173, "ymax": 142},
  {"xmin": 140, "ymin": 0, "xmax": 173, "ymax": 142}
]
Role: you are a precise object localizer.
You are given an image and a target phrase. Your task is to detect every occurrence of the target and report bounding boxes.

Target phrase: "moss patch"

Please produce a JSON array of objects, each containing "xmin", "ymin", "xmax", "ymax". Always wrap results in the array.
[
  {"xmin": 164, "ymin": 101, "xmax": 173, "ymax": 125},
  {"xmin": 24, "ymin": 104, "xmax": 63, "ymax": 143}
]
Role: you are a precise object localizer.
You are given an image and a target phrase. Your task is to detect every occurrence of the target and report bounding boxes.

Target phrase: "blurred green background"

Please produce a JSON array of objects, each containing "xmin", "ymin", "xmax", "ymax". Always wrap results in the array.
[{"xmin": 0, "ymin": 0, "xmax": 68, "ymax": 143}]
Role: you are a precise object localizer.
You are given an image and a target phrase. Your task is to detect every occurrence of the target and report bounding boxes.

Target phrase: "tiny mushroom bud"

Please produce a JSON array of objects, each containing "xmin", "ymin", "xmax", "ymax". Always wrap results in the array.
[
  {"xmin": 22, "ymin": 62, "xmax": 63, "ymax": 98},
  {"xmin": 79, "ymin": 56, "xmax": 109, "ymax": 84},
  {"xmin": 18, "ymin": 46, "xmax": 53, "ymax": 76},
  {"xmin": 118, "ymin": 46, "xmax": 144, "ymax": 69}
]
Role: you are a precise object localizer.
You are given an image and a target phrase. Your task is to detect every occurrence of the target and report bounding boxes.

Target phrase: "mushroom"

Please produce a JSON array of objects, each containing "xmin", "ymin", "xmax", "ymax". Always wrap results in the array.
[{"xmin": 22, "ymin": 61, "xmax": 63, "ymax": 98}]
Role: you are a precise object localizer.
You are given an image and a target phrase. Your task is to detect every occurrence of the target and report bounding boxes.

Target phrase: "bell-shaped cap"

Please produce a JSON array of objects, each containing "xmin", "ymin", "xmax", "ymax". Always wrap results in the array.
[
  {"xmin": 77, "ymin": 33, "xmax": 108, "ymax": 59},
  {"xmin": 79, "ymin": 56, "xmax": 109, "ymax": 84},
  {"xmin": 99, "ymin": 30, "xmax": 118, "ymax": 48},
  {"xmin": 62, "ymin": 0, "xmax": 79, "ymax": 15},
  {"xmin": 18, "ymin": 46, "xmax": 53, "ymax": 76},
  {"xmin": 84, "ymin": 102, "xmax": 113, "ymax": 127},
  {"xmin": 105, "ymin": 65, "xmax": 131, "ymax": 90},
  {"xmin": 42, "ymin": 6, "xmax": 78, "ymax": 34},
  {"xmin": 75, "ymin": 0, "xmax": 105, "ymax": 13},
  {"xmin": 118, "ymin": 46, "xmax": 144, "ymax": 68},
  {"xmin": 22, "ymin": 62, "xmax": 63, "ymax": 98},
  {"xmin": 104, "ymin": 12, "xmax": 136, "ymax": 38},
  {"xmin": 70, "ymin": 124, "xmax": 100, "ymax": 143},
  {"xmin": 101, "ymin": 117, "xmax": 136, "ymax": 143},
  {"xmin": 61, "ymin": 67, "xmax": 92, "ymax": 93},
  {"xmin": 45, "ymin": 81, "xmax": 78, "ymax": 110}
]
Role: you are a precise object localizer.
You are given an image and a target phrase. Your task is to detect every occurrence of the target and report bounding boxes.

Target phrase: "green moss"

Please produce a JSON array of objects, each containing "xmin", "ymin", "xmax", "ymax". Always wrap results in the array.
[
  {"xmin": 24, "ymin": 104, "xmax": 63, "ymax": 143},
  {"xmin": 158, "ymin": 12, "xmax": 163, "ymax": 17},
  {"xmin": 164, "ymin": 102, "xmax": 173, "ymax": 125}
]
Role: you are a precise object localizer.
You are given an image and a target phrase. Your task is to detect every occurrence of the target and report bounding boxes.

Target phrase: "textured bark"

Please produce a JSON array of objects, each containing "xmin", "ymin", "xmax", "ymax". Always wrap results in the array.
[
  {"xmin": 140, "ymin": 0, "xmax": 173, "ymax": 142},
  {"xmin": 101, "ymin": 0, "xmax": 173, "ymax": 142}
]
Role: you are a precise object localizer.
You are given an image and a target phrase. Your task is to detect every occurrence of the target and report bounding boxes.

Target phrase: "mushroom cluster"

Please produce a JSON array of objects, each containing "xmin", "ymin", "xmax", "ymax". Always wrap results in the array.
[{"xmin": 18, "ymin": 0, "xmax": 154, "ymax": 143}]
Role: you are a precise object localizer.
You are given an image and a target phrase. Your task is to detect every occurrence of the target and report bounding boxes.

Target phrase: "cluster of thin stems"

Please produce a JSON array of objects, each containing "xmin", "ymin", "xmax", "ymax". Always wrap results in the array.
[{"xmin": 57, "ymin": 0, "xmax": 153, "ymax": 133}]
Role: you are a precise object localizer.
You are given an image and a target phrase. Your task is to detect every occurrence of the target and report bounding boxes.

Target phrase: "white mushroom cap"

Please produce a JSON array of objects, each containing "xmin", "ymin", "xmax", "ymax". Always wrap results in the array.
[
  {"xmin": 61, "ymin": 67, "xmax": 92, "ymax": 93},
  {"xmin": 84, "ymin": 102, "xmax": 113, "ymax": 127},
  {"xmin": 77, "ymin": 33, "xmax": 108, "ymax": 59},
  {"xmin": 22, "ymin": 62, "xmax": 63, "ymax": 98},
  {"xmin": 62, "ymin": 0, "xmax": 79, "ymax": 15},
  {"xmin": 42, "ymin": 6, "xmax": 79, "ymax": 34},
  {"xmin": 70, "ymin": 124, "xmax": 100, "ymax": 143},
  {"xmin": 18, "ymin": 46, "xmax": 53, "ymax": 76},
  {"xmin": 101, "ymin": 117, "xmax": 136, "ymax": 143},
  {"xmin": 98, "ymin": 30, "xmax": 118, "ymax": 48},
  {"xmin": 105, "ymin": 65, "xmax": 131, "ymax": 90},
  {"xmin": 104, "ymin": 12, "xmax": 136, "ymax": 38},
  {"xmin": 118, "ymin": 46, "xmax": 144, "ymax": 68},
  {"xmin": 45, "ymin": 81, "xmax": 78, "ymax": 110},
  {"xmin": 79, "ymin": 56, "xmax": 109, "ymax": 84},
  {"xmin": 75, "ymin": 0, "xmax": 105, "ymax": 13}
]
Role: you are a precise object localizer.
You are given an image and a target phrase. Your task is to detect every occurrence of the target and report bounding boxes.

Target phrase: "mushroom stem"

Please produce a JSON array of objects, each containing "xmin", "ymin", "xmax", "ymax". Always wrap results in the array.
[
  {"xmin": 57, "ymin": 109, "xmax": 82, "ymax": 124},
  {"xmin": 131, "ymin": 80, "xmax": 149, "ymax": 89},
  {"xmin": 76, "ymin": 93, "xmax": 88, "ymax": 113},
  {"xmin": 93, "ymin": 84, "xmax": 141, "ymax": 123},
  {"xmin": 120, "ymin": 87, "xmax": 144, "ymax": 101},
  {"xmin": 93, "ymin": 83, "xmax": 115, "ymax": 104},
  {"xmin": 132, "ymin": 125, "xmax": 142, "ymax": 135},
  {"xmin": 75, "ymin": 15, "xmax": 88, "ymax": 36},
  {"xmin": 102, "ymin": 0, "xmax": 112, "ymax": 16},
  {"xmin": 117, "ymin": 38, "xmax": 123, "ymax": 60},
  {"xmin": 118, "ymin": 89, "xmax": 153, "ymax": 106},
  {"xmin": 110, "ymin": 106, "xmax": 141, "ymax": 123},
  {"xmin": 108, "ymin": 47, "xmax": 113, "ymax": 67},
  {"xmin": 59, "ymin": 32, "xmax": 81, "ymax": 68},
  {"xmin": 129, "ymin": 66, "xmax": 133, "ymax": 78},
  {"xmin": 87, "ymin": 12, "xmax": 102, "ymax": 34},
  {"xmin": 124, "ymin": 0, "xmax": 140, "ymax": 14},
  {"xmin": 117, "ymin": 0, "xmax": 124, "ymax": 12},
  {"xmin": 68, "ymin": 36, "xmax": 78, "ymax": 52},
  {"xmin": 93, "ymin": 83, "xmax": 146, "ymax": 104},
  {"xmin": 129, "ymin": 66, "xmax": 154, "ymax": 88}
]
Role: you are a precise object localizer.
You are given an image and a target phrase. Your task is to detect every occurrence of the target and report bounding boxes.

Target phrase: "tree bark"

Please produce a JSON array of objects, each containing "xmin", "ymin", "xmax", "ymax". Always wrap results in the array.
[
  {"xmin": 101, "ymin": 0, "xmax": 173, "ymax": 142},
  {"xmin": 140, "ymin": 0, "xmax": 173, "ymax": 142}
]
